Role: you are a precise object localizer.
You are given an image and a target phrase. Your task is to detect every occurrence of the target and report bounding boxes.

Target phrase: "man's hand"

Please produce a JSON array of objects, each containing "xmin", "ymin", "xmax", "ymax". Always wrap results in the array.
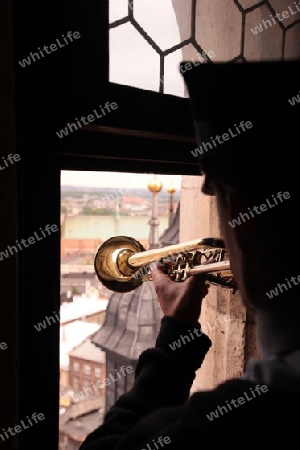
[{"xmin": 151, "ymin": 262, "xmax": 209, "ymax": 327}]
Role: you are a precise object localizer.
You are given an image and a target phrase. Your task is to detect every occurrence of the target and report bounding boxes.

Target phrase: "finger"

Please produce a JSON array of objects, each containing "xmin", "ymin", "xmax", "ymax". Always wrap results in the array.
[
  {"xmin": 151, "ymin": 263, "xmax": 173, "ymax": 284},
  {"xmin": 184, "ymin": 273, "xmax": 210, "ymax": 296}
]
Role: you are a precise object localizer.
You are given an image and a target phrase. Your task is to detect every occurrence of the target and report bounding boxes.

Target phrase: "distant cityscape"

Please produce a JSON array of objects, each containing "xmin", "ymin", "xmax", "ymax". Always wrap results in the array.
[
  {"xmin": 61, "ymin": 185, "xmax": 180, "ymax": 217},
  {"xmin": 59, "ymin": 182, "xmax": 180, "ymax": 449}
]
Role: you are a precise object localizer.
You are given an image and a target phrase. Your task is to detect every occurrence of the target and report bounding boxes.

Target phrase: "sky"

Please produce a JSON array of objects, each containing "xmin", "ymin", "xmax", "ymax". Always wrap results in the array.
[
  {"xmin": 109, "ymin": 0, "xmax": 185, "ymax": 96},
  {"xmin": 61, "ymin": 170, "xmax": 182, "ymax": 190}
]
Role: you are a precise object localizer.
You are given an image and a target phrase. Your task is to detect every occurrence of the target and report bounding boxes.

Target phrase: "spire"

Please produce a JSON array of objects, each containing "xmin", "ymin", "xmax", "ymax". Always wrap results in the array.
[
  {"xmin": 167, "ymin": 183, "xmax": 176, "ymax": 227},
  {"xmin": 147, "ymin": 175, "xmax": 163, "ymax": 249}
]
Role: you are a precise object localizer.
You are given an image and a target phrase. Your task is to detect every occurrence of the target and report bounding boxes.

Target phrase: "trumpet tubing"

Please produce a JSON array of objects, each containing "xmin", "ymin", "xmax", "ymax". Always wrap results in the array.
[{"xmin": 94, "ymin": 235, "xmax": 237, "ymax": 293}]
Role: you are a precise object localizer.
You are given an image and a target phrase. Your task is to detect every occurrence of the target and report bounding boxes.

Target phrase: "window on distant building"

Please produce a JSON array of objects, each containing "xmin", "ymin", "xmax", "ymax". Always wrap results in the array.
[
  {"xmin": 84, "ymin": 364, "xmax": 91, "ymax": 375},
  {"xmin": 83, "ymin": 379, "xmax": 91, "ymax": 388},
  {"xmin": 94, "ymin": 367, "xmax": 102, "ymax": 378},
  {"xmin": 73, "ymin": 362, "xmax": 79, "ymax": 372}
]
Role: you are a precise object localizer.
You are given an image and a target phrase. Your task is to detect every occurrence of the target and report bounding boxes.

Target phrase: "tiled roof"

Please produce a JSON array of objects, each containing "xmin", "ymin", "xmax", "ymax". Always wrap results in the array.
[
  {"xmin": 69, "ymin": 336, "xmax": 106, "ymax": 364},
  {"xmin": 92, "ymin": 281, "xmax": 163, "ymax": 361}
]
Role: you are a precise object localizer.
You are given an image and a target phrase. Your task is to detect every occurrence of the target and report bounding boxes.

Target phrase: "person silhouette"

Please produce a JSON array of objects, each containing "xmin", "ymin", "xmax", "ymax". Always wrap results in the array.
[{"xmin": 79, "ymin": 60, "xmax": 300, "ymax": 450}]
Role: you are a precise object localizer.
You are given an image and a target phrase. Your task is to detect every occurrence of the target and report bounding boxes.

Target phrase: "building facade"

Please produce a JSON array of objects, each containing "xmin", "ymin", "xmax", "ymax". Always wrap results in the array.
[{"xmin": 69, "ymin": 337, "xmax": 106, "ymax": 401}]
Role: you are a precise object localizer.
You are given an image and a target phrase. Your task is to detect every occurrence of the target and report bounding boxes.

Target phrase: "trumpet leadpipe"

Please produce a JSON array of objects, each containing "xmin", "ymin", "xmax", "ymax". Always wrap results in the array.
[{"xmin": 127, "ymin": 237, "xmax": 226, "ymax": 268}]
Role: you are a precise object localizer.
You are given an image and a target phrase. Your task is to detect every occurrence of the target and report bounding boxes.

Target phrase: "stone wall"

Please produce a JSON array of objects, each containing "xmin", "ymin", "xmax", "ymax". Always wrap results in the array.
[{"xmin": 175, "ymin": 0, "xmax": 300, "ymax": 389}]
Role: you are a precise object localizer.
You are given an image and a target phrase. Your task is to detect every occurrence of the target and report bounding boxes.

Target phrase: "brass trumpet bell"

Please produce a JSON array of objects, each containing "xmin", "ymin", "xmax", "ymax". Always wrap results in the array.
[{"xmin": 94, "ymin": 235, "xmax": 237, "ymax": 293}]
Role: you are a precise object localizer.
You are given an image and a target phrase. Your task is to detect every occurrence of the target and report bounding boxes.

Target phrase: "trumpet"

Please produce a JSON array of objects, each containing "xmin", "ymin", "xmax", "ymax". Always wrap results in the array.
[{"xmin": 94, "ymin": 236, "xmax": 237, "ymax": 293}]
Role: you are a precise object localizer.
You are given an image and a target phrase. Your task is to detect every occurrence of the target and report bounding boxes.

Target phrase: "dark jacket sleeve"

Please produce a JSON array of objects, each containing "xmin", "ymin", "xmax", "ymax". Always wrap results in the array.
[{"xmin": 79, "ymin": 315, "xmax": 212, "ymax": 450}]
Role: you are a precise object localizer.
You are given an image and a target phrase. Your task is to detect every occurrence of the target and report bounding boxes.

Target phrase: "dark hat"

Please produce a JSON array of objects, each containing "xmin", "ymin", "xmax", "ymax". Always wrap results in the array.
[
  {"xmin": 181, "ymin": 60, "xmax": 300, "ymax": 120},
  {"xmin": 180, "ymin": 60, "xmax": 300, "ymax": 190}
]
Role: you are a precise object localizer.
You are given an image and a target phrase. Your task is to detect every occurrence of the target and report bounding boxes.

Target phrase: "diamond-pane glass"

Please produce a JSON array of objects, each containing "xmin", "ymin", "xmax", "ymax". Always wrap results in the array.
[
  {"xmin": 109, "ymin": 0, "xmax": 300, "ymax": 97},
  {"xmin": 109, "ymin": 0, "xmax": 128, "ymax": 23},
  {"xmin": 109, "ymin": 0, "xmax": 187, "ymax": 96}
]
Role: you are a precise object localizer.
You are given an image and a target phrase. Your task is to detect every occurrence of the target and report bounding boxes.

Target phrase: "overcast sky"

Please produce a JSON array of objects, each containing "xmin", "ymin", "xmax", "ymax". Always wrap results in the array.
[
  {"xmin": 109, "ymin": 0, "xmax": 185, "ymax": 96},
  {"xmin": 61, "ymin": 170, "xmax": 182, "ymax": 190}
]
